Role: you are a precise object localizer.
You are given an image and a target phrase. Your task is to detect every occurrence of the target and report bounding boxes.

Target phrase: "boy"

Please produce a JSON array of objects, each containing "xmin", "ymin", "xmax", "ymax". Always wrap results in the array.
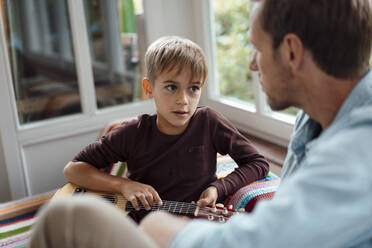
[{"xmin": 63, "ymin": 36, "xmax": 269, "ymax": 221}]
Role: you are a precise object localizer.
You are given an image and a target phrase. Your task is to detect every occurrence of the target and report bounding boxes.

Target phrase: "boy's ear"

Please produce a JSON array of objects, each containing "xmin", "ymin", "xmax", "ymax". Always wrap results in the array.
[{"xmin": 142, "ymin": 78, "xmax": 153, "ymax": 97}]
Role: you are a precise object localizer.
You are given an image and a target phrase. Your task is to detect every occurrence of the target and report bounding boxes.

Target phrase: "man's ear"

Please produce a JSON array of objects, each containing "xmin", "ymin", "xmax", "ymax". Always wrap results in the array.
[
  {"xmin": 281, "ymin": 33, "xmax": 304, "ymax": 72},
  {"xmin": 142, "ymin": 78, "xmax": 153, "ymax": 97}
]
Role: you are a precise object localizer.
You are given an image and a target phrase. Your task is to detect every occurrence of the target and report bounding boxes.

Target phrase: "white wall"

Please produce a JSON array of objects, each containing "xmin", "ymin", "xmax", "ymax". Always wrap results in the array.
[
  {"xmin": 23, "ymin": 130, "xmax": 98, "ymax": 195},
  {"xmin": 143, "ymin": 0, "xmax": 198, "ymax": 45}
]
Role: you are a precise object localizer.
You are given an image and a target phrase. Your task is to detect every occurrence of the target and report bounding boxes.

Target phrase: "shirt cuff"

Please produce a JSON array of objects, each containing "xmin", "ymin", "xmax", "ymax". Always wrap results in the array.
[{"xmin": 209, "ymin": 181, "xmax": 227, "ymax": 202}]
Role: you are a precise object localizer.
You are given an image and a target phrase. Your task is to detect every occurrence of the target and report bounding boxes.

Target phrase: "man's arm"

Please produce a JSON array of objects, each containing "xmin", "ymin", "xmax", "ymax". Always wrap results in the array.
[{"xmin": 140, "ymin": 211, "xmax": 190, "ymax": 248}]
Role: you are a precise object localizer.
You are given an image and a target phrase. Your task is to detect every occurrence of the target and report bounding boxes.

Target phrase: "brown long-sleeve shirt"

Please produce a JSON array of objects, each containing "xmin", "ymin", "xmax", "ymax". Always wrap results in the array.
[{"xmin": 73, "ymin": 106, "xmax": 269, "ymax": 203}]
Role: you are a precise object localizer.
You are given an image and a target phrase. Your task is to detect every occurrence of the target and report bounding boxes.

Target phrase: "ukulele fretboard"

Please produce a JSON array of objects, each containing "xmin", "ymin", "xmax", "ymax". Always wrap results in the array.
[{"xmin": 125, "ymin": 200, "xmax": 197, "ymax": 216}]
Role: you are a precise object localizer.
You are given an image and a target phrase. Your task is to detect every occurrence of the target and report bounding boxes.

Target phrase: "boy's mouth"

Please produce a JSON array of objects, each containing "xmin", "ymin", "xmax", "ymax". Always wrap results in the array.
[{"xmin": 173, "ymin": 110, "xmax": 188, "ymax": 116}]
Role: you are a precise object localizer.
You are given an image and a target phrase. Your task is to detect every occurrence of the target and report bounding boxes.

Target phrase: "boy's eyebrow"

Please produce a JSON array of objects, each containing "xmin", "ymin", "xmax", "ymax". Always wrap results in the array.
[
  {"xmin": 162, "ymin": 80, "xmax": 179, "ymax": 84},
  {"xmin": 162, "ymin": 80, "xmax": 202, "ymax": 85}
]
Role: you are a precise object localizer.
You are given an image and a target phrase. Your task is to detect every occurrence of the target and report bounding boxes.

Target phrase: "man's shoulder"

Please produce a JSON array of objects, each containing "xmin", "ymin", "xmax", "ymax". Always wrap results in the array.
[
  {"xmin": 315, "ymin": 105, "xmax": 372, "ymax": 152},
  {"xmin": 348, "ymin": 105, "xmax": 372, "ymax": 125}
]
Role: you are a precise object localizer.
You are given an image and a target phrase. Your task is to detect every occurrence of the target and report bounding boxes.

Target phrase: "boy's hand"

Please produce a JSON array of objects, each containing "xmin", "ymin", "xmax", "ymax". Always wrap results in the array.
[
  {"xmin": 119, "ymin": 179, "xmax": 162, "ymax": 211},
  {"xmin": 196, "ymin": 186, "xmax": 218, "ymax": 207}
]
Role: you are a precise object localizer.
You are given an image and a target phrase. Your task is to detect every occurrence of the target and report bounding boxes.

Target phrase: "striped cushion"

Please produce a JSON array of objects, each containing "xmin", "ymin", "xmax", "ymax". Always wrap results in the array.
[{"xmin": 0, "ymin": 191, "xmax": 55, "ymax": 247}]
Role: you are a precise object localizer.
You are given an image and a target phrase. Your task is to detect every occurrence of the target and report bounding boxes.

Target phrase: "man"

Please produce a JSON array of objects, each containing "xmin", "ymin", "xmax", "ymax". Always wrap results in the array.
[
  {"xmin": 28, "ymin": 0, "xmax": 372, "ymax": 247},
  {"xmin": 142, "ymin": 0, "xmax": 372, "ymax": 247}
]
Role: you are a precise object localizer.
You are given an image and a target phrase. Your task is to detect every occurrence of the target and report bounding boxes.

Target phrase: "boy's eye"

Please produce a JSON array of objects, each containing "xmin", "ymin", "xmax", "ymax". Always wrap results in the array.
[
  {"xmin": 165, "ymin": 85, "xmax": 177, "ymax": 91},
  {"xmin": 189, "ymin": 86, "xmax": 200, "ymax": 92}
]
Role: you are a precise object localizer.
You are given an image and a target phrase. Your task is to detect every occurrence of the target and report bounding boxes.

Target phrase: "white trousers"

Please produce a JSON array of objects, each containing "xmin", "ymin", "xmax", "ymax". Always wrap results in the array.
[{"xmin": 27, "ymin": 195, "xmax": 158, "ymax": 248}]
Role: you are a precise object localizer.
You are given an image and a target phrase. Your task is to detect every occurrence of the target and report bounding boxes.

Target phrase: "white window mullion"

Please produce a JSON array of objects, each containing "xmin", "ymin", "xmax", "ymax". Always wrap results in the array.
[
  {"xmin": 0, "ymin": 13, "xmax": 27, "ymax": 199},
  {"xmin": 38, "ymin": 0, "xmax": 53, "ymax": 54},
  {"xmin": 55, "ymin": 0, "xmax": 73, "ymax": 59},
  {"xmin": 67, "ymin": 0, "xmax": 97, "ymax": 116},
  {"xmin": 101, "ymin": 0, "xmax": 126, "ymax": 76},
  {"xmin": 252, "ymin": 72, "xmax": 268, "ymax": 114},
  {"xmin": 23, "ymin": 0, "xmax": 42, "ymax": 52},
  {"xmin": 191, "ymin": 0, "xmax": 219, "ymax": 102}
]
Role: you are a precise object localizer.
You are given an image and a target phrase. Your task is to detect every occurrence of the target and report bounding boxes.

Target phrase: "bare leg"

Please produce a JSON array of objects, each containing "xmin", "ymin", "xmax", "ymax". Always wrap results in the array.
[{"xmin": 27, "ymin": 195, "xmax": 158, "ymax": 248}]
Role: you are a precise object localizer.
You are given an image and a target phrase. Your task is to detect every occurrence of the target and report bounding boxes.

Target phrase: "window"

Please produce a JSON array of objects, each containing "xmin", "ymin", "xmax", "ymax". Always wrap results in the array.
[
  {"xmin": 213, "ymin": 0, "xmax": 255, "ymax": 105},
  {"xmin": 3, "ymin": 0, "xmax": 80, "ymax": 124},
  {"xmin": 83, "ymin": 0, "xmax": 145, "ymax": 109},
  {"xmin": 197, "ymin": 0, "xmax": 294, "ymax": 145},
  {"xmin": 2, "ymin": 0, "xmax": 146, "ymax": 125},
  {"xmin": 0, "ymin": 0, "xmax": 151, "ymax": 199},
  {"xmin": 212, "ymin": 0, "xmax": 298, "ymax": 118}
]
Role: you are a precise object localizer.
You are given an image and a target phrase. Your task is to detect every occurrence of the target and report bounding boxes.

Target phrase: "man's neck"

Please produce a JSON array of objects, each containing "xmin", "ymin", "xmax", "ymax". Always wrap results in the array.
[{"xmin": 301, "ymin": 73, "xmax": 360, "ymax": 130}]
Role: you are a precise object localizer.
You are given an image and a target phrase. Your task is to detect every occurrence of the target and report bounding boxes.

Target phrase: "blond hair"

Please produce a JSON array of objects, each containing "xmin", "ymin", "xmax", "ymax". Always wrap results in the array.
[{"xmin": 144, "ymin": 36, "xmax": 208, "ymax": 84}]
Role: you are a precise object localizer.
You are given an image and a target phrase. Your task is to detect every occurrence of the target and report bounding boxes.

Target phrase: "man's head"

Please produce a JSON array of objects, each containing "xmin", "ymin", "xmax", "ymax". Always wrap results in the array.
[
  {"xmin": 142, "ymin": 36, "xmax": 208, "ymax": 135},
  {"xmin": 258, "ymin": 0, "xmax": 372, "ymax": 80},
  {"xmin": 249, "ymin": 0, "xmax": 372, "ymax": 111}
]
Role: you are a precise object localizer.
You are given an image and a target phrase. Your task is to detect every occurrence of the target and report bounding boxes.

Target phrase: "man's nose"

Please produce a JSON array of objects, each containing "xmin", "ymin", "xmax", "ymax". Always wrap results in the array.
[{"xmin": 249, "ymin": 50, "xmax": 258, "ymax": 71}]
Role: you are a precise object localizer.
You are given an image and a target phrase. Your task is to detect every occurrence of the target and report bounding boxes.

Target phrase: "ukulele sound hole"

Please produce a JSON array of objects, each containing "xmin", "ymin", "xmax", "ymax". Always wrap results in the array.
[{"xmin": 74, "ymin": 188, "xmax": 87, "ymax": 194}]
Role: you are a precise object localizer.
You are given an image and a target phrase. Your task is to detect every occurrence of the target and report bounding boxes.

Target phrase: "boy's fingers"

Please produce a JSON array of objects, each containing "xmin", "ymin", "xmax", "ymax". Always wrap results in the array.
[
  {"xmin": 128, "ymin": 196, "xmax": 140, "ymax": 211},
  {"xmin": 145, "ymin": 192, "xmax": 154, "ymax": 207},
  {"xmin": 196, "ymin": 199, "xmax": 208, "ymax": 207},
  {"xmin": 149, "ymin": 188, "xmax": 162, "ymax": 206},
  {"xmin": 197, "ymin": 197, "xmax": 216, "ymax": 207},
  {"xmin": 137, "ymin": 193, "xmax": 151, "ymax": 211}
]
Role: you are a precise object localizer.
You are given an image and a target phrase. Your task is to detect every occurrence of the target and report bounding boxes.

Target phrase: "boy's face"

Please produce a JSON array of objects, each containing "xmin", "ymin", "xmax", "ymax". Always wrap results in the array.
[{"xmin": 144, "ymin": 68, "xmax": 203, "ymax": 135}]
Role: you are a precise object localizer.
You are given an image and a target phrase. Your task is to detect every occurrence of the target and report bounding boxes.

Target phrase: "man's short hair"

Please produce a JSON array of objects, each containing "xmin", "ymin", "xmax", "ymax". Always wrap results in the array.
[
  {"xmin": 144, "ymin": 36, "xmax": 208, "ymax": 84},
  {"xmin": 258, "ymin": 0, "xmax": 372, "ymax": 79}
]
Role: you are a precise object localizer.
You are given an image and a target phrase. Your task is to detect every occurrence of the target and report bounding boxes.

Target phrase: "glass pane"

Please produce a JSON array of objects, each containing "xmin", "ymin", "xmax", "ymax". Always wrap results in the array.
[
  {"xmin": 2, "ymin": 0, "xmax": 81, "ymax": 125},
  {"xmin": 212, "ymin": 0, "xmax": 255, "ymax": 104},
  {"xmin": 83, "ymin": 0, "xmax": 144, "ymax": 109},
  {"xmin": 279, "ymin": 107, "xmax": 299, "ymax": 116}
]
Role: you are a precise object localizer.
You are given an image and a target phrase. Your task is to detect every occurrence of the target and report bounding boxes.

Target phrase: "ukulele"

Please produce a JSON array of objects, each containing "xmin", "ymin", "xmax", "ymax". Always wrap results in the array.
[{"xmin": 53, "ymin": 183, "xmax": 242, "ymax": 223}]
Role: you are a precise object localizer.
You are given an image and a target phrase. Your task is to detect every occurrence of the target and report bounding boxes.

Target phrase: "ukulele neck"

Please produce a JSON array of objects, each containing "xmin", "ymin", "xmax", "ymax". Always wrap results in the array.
[{"xmin": 125, "ymin": 200, "xmax": 197, "ymax": 216}]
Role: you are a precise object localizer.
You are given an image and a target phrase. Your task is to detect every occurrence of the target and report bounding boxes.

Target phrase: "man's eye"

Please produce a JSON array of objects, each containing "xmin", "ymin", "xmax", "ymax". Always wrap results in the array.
[
  {"xmin": 190, "ymin": 86, "xmax": 200, "ymax": 92},
  {"xmin": 165, "ymin": 85, "xmax": 177, "ymax": 91}
]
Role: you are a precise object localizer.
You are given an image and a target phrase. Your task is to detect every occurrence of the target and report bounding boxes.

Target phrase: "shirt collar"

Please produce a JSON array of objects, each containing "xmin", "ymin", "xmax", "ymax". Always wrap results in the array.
[{"xmin": 332, "ymin": 69, "xmax": 372, "ymax": 124}]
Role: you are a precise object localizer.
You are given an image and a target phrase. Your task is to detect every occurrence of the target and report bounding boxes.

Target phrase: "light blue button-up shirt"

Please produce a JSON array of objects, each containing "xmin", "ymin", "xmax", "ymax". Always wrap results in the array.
[{"xmin": 170, "ymin": 70, "xmax": 372, "ymax": 248}]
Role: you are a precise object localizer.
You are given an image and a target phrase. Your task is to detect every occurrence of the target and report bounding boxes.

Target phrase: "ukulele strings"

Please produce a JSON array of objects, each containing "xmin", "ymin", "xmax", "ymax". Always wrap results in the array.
[
  {"xmin": 97, "ymin": 193, "xmax": 197, "ymax": 215},
  {"xmin": 124, "ymin": 200, "xmax": 197, "ymax": 215},
  {"xmin": 95, "ymin": 193, "xmax": 232, "ymax": 220}
]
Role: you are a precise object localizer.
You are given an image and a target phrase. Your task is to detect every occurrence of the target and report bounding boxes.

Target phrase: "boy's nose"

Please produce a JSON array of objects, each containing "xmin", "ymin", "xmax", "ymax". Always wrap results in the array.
[{"xmin": 176, "ymin": 91, "xmax": 188, "ymax": 105}]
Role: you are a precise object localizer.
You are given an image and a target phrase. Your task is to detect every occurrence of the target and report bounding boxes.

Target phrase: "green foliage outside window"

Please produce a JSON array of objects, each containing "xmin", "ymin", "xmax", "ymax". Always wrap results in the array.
[
  {"xmin": 213, "ymin": 0, "xmax": 254, "ymax": 104},
  {"xmin": 213, "ymin": 0, "xmax": 300, "ymax": 116}
]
